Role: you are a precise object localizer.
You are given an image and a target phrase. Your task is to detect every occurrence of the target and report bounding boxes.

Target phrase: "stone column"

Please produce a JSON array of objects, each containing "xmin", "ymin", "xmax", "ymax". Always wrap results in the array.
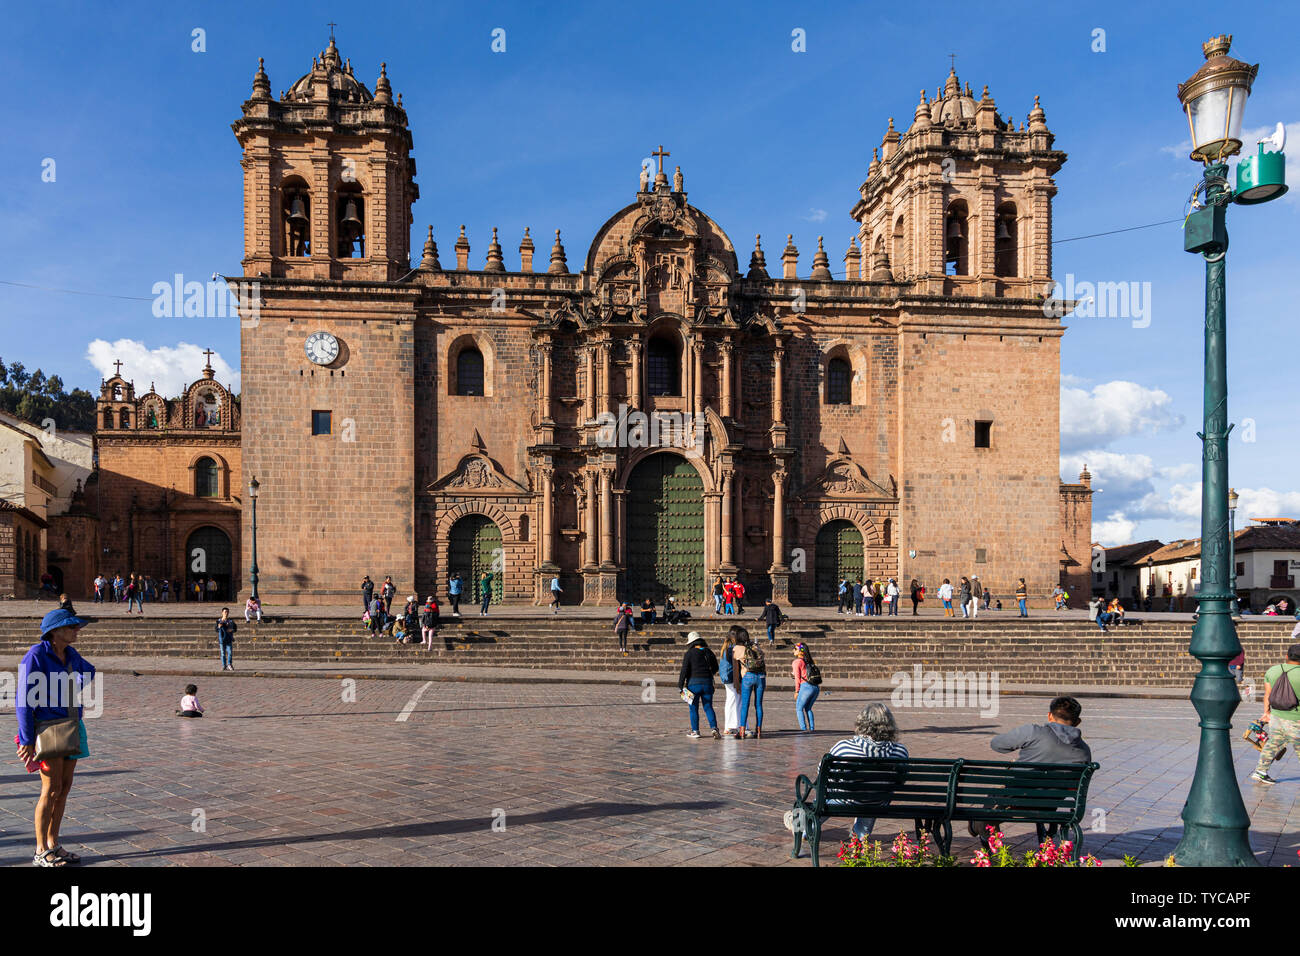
[
  {"xmin": 772, "ymin": 346, "xmax": 785, "ymax": 425},
  {"xmin": 721, "ymin": 471, "xmax": 734, "ymax": 567},
  {"xmin": 693, "ymin": 341, "xmax": 704, "ymax": 416},
  {"xmin": 770, "ymin": 469, "xmax": 790, "ymax": 601},
  {"xmin": 720, "ymin": 342, "xmax": 733, "ymax": 418},
  {"xmin": 598, "ymin": 342, "xmax": 610, "ymax": 416},
  {"xmin": 584, "ymin": 347, "xmax": 595, "ymax": 422},
  {"xmin": 584, "ymin": 471, "xmax": 599, "ymax": 567},
  {"xmin": 599, "ymin": 467, "xmax": 614, "ymax": 566},
  {"xmin": 538, "ymin": 343, "xmax": 553, "ymax": 422},
  {"xmin": 539, "ymin": 467, "xmax": 554, "ymax": 565},
  {"xmin": 629, "ymin": 341, "xmax": 642, "ymax": 410}
]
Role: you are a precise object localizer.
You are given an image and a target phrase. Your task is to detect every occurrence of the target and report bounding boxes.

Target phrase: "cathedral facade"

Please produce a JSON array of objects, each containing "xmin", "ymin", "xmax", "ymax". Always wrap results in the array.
[{"xmin": 231, "ymin": 40, "xmax": 1089, "ymax": 606}]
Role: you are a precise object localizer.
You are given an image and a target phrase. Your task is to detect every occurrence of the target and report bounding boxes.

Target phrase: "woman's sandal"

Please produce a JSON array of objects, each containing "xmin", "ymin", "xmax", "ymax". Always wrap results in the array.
[
  {"xmin": 33, "ymin": 849, "xmax": 66, "ymax": 867},
  {"xmin": 52, "ymin": 845, "xmax": 81, "ymax": 864}
]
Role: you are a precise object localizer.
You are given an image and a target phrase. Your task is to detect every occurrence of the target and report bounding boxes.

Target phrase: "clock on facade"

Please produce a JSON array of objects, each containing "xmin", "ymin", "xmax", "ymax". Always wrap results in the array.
[{"xmin": 304, "ymin": 331, "xmax": 339, "ymax": 366}]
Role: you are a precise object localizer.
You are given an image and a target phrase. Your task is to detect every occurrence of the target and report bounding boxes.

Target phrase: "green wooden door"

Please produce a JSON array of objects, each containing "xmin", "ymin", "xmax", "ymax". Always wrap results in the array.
[
  {"xmin": 815, "ymin": 519, "xmax": 864, "ymax": 605},
  {"xmin": 625, "ymin": 454, "xmax": 705, "ymax": 604},
  {"xmin": 449, "ymin": 515, "xmax": 503, "ymax": 602}
]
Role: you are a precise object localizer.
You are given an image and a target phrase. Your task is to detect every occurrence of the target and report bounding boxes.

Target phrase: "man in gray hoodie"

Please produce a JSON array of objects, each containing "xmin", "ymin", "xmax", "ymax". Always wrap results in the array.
[
  {"xmin": 969, "ymin": 696, "xmax": 1092, "ymax": 839},
  {"xmin": 990, "ymin": 696, "xmax": 1092, "ymax": 764}
]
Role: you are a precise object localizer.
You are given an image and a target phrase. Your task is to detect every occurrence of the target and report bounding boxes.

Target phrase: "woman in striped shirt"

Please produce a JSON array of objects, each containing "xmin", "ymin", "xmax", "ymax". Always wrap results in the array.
[{"xmin": 828, "ymin": 703, "xmax": 908, "ymax": 839}]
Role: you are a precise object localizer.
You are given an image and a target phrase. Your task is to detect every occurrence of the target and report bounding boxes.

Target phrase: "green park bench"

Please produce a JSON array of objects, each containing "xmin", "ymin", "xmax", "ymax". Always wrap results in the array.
[{"xmin": 791, "ymin": 754, "xmax": 1099, "ymax": 866}]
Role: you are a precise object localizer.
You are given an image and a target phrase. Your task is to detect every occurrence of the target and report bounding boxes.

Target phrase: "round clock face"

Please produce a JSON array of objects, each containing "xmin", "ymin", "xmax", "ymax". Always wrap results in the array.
[{"xmin": 304, "ymin": 331, "xmax": 339, "ymax": 366}]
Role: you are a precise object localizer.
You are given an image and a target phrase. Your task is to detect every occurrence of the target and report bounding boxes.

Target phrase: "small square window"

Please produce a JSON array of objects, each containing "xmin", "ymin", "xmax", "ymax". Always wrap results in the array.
[
  {"xmin": 975, "ymin": 548, "xmax": 987, "ymax": 564},
  {"xmin": 974, "ymin": 420, "xmax": 992, "ymax": 448},
  {"xmin": 312, "ymin": 410, "xmax": 331, "ymax": 435}
]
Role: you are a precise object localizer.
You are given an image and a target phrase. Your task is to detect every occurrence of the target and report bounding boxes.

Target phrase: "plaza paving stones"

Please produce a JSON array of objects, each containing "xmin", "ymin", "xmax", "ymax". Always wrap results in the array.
[{"xmin": 1, "ymin": 673, "xmax": 1296, "ymax": 866}]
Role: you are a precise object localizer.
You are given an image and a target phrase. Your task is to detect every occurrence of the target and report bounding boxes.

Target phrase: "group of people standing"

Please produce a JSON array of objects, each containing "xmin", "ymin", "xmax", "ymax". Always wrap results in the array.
[
  {"xmin": 92, "ymin": 572, "xmax": 220, "ymax": 606},
  {"xmin": 711, "ymin": 576, "xmax": 746, "ymax": 614},
  {"xmin": 362, "ymin": 571, "xmax": 496, "ymax": 623},
  {"xmin": 676, "ymin": 625, "xmax": 820, "ymax": 739}
]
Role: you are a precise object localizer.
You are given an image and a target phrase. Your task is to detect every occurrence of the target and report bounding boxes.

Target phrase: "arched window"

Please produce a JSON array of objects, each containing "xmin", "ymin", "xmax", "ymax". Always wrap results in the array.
[
  {"xmin": 336, "ymin": 189, "xmax": 365, "ymax": 258},
  {"xmin": 826, "ymin": 357, "xmax": 851, "ymax": 405},
  {"xmin": 102, "ymin": 409, "xmax": 113, "ymax": 429},
  {"xmin": 892, "ymin": 217, "xmax": 906, "ymax": 278},
  {"xmin": 995, "ymin": 203, "xmax": 1018, "ymax": 277},
  {"xmin": 119, "ymin": 408, "xmax": 131, "ymax": 429},
  {"xmin": 456, "ymin": 348, "xmax": 485, "ymax": 396},
  {"xmin": 945, "ymin": 201, "xmax": 969, "ymax": 276},
  {"xmin": 194, "ymin": 457, "xmax": 219, "ymax": 498},
  {"xmin": 646, "ymin": 336, "xmax": 680, "ymax": 396},
  {"xmin": 281, "ymin": 177, "xmax": 311, "ymax": 257}
]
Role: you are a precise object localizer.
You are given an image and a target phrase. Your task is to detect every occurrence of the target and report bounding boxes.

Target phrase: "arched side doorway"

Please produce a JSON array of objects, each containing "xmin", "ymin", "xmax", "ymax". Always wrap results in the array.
[
  {"xmin": 815, "ymin": 520, "xmax": 864, "ymax": 605},
  {"xmin": 449, "ymin": 515, "xmax": 503, "ymax": 603},
  {"xmin": 625, "ymin": 453, "xmax": 706, "ymax": 603},
  {"xmin": 186, "ymin": 526, "xmax": 233, "ymax": 602}
]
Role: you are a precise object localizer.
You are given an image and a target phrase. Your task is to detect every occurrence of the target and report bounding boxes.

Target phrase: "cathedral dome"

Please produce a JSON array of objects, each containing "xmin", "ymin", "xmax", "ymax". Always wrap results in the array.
[
  {"xmin": 934, "ymin": 67, "xmax": 977, "ymax": 125},
  {"xmin": 284, "ymin": 38, "xmax": 373, "ymax": 103}
]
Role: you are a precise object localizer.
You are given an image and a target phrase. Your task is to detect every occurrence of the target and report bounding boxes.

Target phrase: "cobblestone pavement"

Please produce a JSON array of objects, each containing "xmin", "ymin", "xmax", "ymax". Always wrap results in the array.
[{"xmin": 1, "ymin": 673, "xmax": 1294, "ymax": 867}]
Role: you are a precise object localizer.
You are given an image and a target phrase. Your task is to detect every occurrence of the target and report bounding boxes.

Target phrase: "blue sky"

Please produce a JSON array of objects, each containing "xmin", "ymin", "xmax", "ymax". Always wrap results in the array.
[{"xmin": 1, "ymin": 0, "xmax": 1296, "ymax": 544}]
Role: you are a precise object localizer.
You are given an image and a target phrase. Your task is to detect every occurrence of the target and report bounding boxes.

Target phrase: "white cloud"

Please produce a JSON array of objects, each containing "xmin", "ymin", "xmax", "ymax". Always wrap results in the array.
[
  {"xmin": 1060, "ymin": 380, "xmax": 1183, "ymax": 453},
  {"xmin": 1094, "ymin": 512, "xmax": 1138, "ymax": 548},
  {"xmin": 1060, "ymin": 373, "xmax": 1088, "ymax": 388},
  {"xmin": 804, "ymin": 208, "xmax": 828, "ymax": 222},
  {"xmin": 86, "ymin": 340, "xmax": 239, "ymax": 398}
]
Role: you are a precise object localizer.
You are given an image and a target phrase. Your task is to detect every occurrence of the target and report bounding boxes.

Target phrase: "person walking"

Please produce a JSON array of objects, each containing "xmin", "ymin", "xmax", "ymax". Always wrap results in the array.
[
  {"xmin": 792, "ymin": 643, "xmax": 821, "ymax": 732},
  {"xmin": 216, "ymin": 607, "xmax": 237, "ymax": 671},
  {"xmin": 1250, "ymin": 643, "xmax": 1300, "ymax": 785},
  {"xmin": 939, "ymin": 578, "xmax": 954, "ymax": 617},
  {"xmin": 1015, "ymin": 578, "xmax": 1029, "ymax": 617},
  {"xmin": 909, "ymin": 578, "xmax": 922, "ymax": 616},
  {"xmin": 448, "ymin": 572, "xmax": 463, "ymax": 616},
  {"xmin": 361, "ymin": 575, "xmax": 375, "ymax": 614},
  {"xmin": 478, "ymin": 571, "xmax": 494, "ymax": 616},
  {"xmin": 614, "ymin": 603, "xmax": 634, "ymax": 655},
  {"xmin": 735, "ymin": 633, "xmax": 767, "ymax": 739},
  {"xmin": 959, "ymin": 576, "xmax": 972, "ymax": 619},
  {"xmin": 719, "ymin": 626, "xmax": 744, "ymax": 736},
  {"xmin": 92, "ymin": 574, "xmax": 104, "ymax": 604},
  {"xmin": 125, "ymin": 574, "xmax": 144, "ymax": 615},
  {"xmin": 16, "ymin": 607, "xmax": 95, "ymax": 867},
  {"xmin": 757, "ymin": 597, "xmax": 782, "ymax": 645},
  {"xmin": 549, "ymin": 575, "xmax": 563, "ymax": 614},
  {"xmin": 676, "ymin": 632, "xmax": 721, "ymax": 739},
  {"xmin": 886, "ymin": 578, "xmax": 900, "ymax": 616},
  {"xmin": 419, "ymin": 596, "xmax": 439, "ymax": 651}
]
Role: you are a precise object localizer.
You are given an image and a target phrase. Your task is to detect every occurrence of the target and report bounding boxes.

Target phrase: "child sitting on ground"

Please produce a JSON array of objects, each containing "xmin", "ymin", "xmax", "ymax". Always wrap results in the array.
[{"xmin": 177, "ymin": 683, "xmax": 204, "ymax": 718}]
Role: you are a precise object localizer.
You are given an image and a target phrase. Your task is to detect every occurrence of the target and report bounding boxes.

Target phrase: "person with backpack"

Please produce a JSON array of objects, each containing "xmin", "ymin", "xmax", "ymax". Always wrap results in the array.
[
  {"xmin": 757, "ymin": 597, "xmax": 782, "ymax": 645},
  {"xmin": 873, "ymin": 580, "xmax": 885, "ymax": 616},
  {"xmin": 216, "ymin": 607, "xmax": 237, "ymax": 671},
  {"xmin": 792, "ymin": 643, "xmax": 822, "ymax": 732},
  {"xmin": 734, "ymin": 633, "xmax": 767, "ymax": 739},
  {"xmin": 419, "ymin": 596, "xmax": 439, "ymax": 650},
  {"xmin": 718, "ymin": 626, "xmax": 745, "ymax": 736},
  {"xmin": 676, "ymin": 632, "xmax": 720, "ymax": 740},
  {"xmin": 614, "ymin": 603, "xmax": 634, "ymax": 655},
  {"xmin": 1250, "ymin": 643, "xmax": 1300, "ymax": 785}
]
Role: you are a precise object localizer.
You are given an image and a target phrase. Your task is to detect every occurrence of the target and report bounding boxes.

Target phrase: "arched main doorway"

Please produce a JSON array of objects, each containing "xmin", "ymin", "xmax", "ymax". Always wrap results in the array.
[
  {"xmin": 186, "ymin": 526, "xmax": 233, "ymax": 602},
  {"xmin": 449, "ymin": 515, "xmax": 503, "ymax": 603},
  {"xmin": 815, "ymin": 520, "xmax": 864, "ymax": 605},
  {"xmin": 624, "ymin": 453, "xmax": 705, "ymax": 604}
]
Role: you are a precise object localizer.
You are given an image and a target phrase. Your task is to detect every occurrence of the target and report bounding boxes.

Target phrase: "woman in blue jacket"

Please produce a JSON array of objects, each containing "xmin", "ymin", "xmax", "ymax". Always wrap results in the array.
[{"xmin": 15, "ymin": 608, "xmax": 95, "ymax": 867}]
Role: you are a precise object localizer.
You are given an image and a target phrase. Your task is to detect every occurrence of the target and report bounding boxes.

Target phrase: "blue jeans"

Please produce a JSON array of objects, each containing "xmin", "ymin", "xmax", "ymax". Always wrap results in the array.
[
  {"xmin": 714, "ymin": 594, "xmax": 723, "ymax": 613},
  {"xmin": 481, "ymin": 593, "xmax": 491, "ymax": 614},
  {"xmin": 129, "ymin": 593, "xmax": 144, "ymax": 611},
  {"xmin": 1097, "ymin": 611, "xmax": 1114, "ymax": 630},
  {"xmin": 740, "ymin": 673, "xmax": 766, "ymax": 729},
  {"xmin": 1018, "ymin": 598, "xmax": 1027, "ymax": 617},
  {"xmin": 686, "ymin": 680, "xmax": 717, "ymax": 733},
  {"xmin": 888, "ymin": 599, "xmax": 898, "ymax": 615},
  {"xmin": 766, "ymin": 623, "xmax": 776, "ymax": 644},
  {"xmin": 796, "ymin": 682, "xmax": 819, "ymax": 730},
  {"xmin": 219, "ymin": 640, "xmax": 233, "ymax": 668}
]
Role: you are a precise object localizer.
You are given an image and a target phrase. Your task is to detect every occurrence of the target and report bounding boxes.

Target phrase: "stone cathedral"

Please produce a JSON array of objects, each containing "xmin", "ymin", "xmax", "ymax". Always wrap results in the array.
[{"xmin": 232, "ymin": 39, "xmax": 1092, "ymax": 606}]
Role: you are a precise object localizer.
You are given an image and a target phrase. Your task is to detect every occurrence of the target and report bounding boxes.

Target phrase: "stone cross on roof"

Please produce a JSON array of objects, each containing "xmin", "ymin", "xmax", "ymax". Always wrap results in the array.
[
  {"xmin": 203, "ymin": 348, "xmax": 215, "ymax": 367},
  {"xmin": 113, "ymin": 360, "xmax": 123, "ymax": 377},
  {"xmin": 652, "ymin": 145, "xmax": 671, "ymax": 175}
]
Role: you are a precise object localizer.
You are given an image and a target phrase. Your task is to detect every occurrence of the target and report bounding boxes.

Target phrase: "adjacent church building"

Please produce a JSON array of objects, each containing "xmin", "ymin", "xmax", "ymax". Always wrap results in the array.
[{"xmin": 228, "ymin": 39, "xmax": 1091, "ymax": 606}]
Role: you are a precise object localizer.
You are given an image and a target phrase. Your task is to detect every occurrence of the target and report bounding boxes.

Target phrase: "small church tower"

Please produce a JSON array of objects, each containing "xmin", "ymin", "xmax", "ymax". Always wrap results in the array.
[
  {"xmin": 232, "ymin": 37, "xmax": 419, "ymax": 281},
  {"xmin": 850, "ymin": 66, "xmax": 1065, "ymax": 298}
]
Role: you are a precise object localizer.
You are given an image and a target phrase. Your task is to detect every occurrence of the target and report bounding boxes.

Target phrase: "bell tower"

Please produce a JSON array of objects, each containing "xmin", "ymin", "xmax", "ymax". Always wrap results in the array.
[
  {"xmin": 850, "ymin": 66, "xmax": 1065, "ymax": 298},
  {"xmin": 232, "ymin": 38, "xmax": 419, "ymax": 281}
]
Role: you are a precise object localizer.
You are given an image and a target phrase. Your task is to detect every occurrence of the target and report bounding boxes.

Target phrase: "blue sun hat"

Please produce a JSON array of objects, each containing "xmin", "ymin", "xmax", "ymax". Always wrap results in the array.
[{"xmin": 40, "ymin": 608, "xmax": 89, "ymax": 637}]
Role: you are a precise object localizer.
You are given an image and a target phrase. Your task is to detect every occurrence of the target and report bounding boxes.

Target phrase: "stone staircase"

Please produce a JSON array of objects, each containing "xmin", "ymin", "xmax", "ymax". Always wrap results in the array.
[{"xmin": 0, "ymin": 614, "xmax": 1292, "ymax": 686}]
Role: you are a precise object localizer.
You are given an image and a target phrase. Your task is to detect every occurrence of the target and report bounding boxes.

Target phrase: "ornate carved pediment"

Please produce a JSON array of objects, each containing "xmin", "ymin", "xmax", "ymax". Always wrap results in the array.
[
  {"xmin": 802, "ymin": 458, "xmax": 893, "ymax": 499},
  {"xmin": 429, "ymin": 454, "xmax": 530, "ymax": 495}
]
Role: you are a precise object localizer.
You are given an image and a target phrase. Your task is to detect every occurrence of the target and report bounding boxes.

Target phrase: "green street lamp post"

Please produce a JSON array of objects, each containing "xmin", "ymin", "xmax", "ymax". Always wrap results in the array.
[
  {"xmin": 1174, "ymin": 35, "xmax": 1286, "ymax": 867},
  {"xmin": 1228, "ymin": 487, "xmax": 1239, "ymax": 615},
  {"xmin": 249, "ymin": 476, "xmax": 261, "ymax": 603}
]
